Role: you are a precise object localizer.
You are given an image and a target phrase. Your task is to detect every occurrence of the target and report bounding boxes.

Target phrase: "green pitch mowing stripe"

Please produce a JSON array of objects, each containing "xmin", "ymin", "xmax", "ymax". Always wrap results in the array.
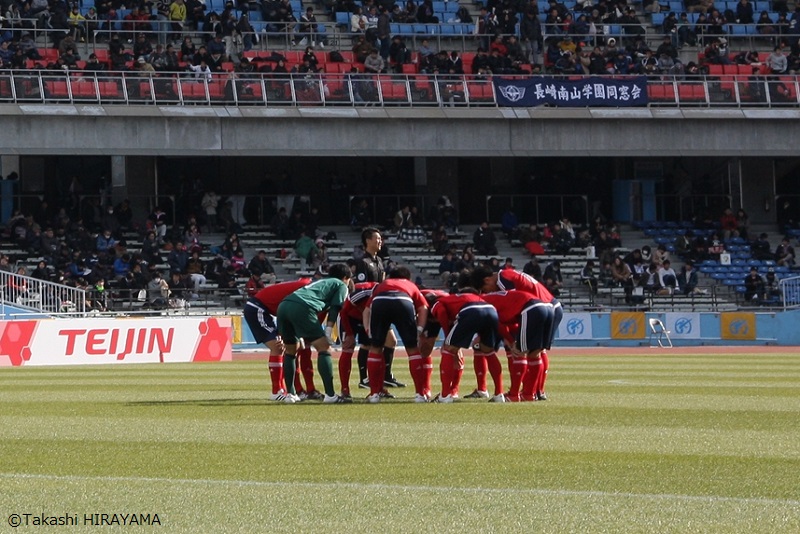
[{"xmin": 1, "ymin": 353, "xmax": 799, "ymax": 533}]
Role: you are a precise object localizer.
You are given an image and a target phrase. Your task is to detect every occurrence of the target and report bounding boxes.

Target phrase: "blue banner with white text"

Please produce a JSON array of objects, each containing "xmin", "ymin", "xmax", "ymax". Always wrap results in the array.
[{"xmin": 493, "ymin": 76, "xmax": 649, "ymax": 107}]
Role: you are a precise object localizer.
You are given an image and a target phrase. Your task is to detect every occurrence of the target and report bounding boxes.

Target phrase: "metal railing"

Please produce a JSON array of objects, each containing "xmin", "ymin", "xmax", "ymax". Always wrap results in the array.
[
  {"xmin": 0, "ymin": 270, "xmax": 87, "ymax": 316},
  {"xmin": 779, "ymin": 275, "xmax": 800, "ymax": 310},
  {"xmin": 2, "ymin": 69, "xmax": 800, "ymax": 108}
]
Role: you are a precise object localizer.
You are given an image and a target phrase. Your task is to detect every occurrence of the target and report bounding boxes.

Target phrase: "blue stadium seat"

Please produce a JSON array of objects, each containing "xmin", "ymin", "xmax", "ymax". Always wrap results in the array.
[{"xmin": 446, "ymin": 2, "xmax": 459, "ymax": 12}]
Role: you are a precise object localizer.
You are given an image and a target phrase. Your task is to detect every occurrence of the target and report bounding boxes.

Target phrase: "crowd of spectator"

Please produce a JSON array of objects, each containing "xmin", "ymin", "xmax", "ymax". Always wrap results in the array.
[{"xmin": 0, "ymin": 188, "xmax": 292, "ymax": 311}]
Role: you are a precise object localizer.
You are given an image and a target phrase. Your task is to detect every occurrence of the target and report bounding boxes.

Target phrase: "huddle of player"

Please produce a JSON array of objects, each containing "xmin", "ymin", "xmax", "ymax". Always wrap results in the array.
[{"xmin": 243, "ymin": 232, "xmax": 562, "ymax": 404}]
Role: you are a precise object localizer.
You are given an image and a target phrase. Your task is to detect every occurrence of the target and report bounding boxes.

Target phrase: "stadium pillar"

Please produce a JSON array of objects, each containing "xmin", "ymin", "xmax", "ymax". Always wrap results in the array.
[
  {"xmin": 114, "ymin": 156, "xmax": 157, "ymax": 222},
  {"xmin": 740, "ymin": 157, "xmax": 777, "ymax": 225},
  {"xmin": 0, "ymin": 156, "xmax": 18, "ymax": 224},
  {"xmin": 420, "ymin": 157, "xmax": 458, "ymax": 205}
]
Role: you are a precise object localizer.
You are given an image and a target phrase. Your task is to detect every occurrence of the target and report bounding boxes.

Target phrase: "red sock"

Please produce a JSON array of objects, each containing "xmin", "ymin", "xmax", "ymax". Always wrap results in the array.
[
  {"xmin": 294, "ymin": 368, "xmax": 303, "ymax": 394},
  {"xmin": 439, "ymin": 349, "xmax": 456, "ymax": 397},
  {"xmin": 473, "ymin": 352, "xmax": 488, "ymax": 392},
  {"xmin": 408, "ymin": 350, "xmax": 423, "ymax": 394},
  {"xmin": 367, "ymin": 351, "xmax": 385, "ymax": 395},
  {"xmin": 268, "ymin": 354, "xmax": 284, "ymax": 394},
  {"xmin": 486, "ymin": 352, "xmax": 504, "ymax": 396},
  {"xmin": 508, "ymin": 357, "xmax": 527, "ymax": 397},
  {"xmin": 338, "ymin": 350, "xmax": 353, "ymax": 395},
  {"xmin": 421, "ymin": 355, "xmax": 433, "ymax": 397},
  {"xmin": 298, "ymin": 347, "xmax": 315, "ymax": 392},
  {"xmin": 522, "ymin": 355, "xmax": 541, "ymax": 400},
  {"xmin": 538, "ymin": 351, "xmax": 550, "ymax": 394},
  {"xmin": 452, "ymin": 353, "xmax": 464, "ymax": 397}
]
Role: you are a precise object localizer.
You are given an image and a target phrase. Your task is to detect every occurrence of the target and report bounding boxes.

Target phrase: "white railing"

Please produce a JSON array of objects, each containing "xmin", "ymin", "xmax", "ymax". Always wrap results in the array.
[
  {"xmin": 2, "ymin": 70, "xmax": 799, "ymax": 108},
  {"xmin": 0, "ymin": 270, "xmax": 87, "ymax": 317},
  {"xmin": 779, "ymin": 275, "xmax": 800, "ymax": 310}
]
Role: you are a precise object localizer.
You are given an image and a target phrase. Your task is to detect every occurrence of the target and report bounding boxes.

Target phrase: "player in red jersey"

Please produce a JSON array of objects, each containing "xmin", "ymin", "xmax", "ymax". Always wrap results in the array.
[
  {"xmin": 479, "ymin": 289, "xmax": 554, "ymax": 402},
  {"xmin": 472, "ymin": 266, "xmax": 562, "ymax": 400},
  {"xmin": 429, "ymin": 284, "xmax": 503, "ymax": 403},
  {"xmin": 243, "ymin": 277, "xmax": 313, "ymax": 400},
  {"xmin": 338, "ymin": 281, "xmax": 385, "ymax": 398},
  {"xmin": 362, "ymin": 266, "xmax": 429, "ymax": 403},
  {"xmin": 417, "ymin": 289, "xmax": 450, "ymax": 400}
]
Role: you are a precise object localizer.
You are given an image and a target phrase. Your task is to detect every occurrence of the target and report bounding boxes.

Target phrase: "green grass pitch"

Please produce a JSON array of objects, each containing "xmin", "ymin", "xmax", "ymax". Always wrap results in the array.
[{"xmin": 1, "ymin": 352, "xmax": 799, "ymax": 533}]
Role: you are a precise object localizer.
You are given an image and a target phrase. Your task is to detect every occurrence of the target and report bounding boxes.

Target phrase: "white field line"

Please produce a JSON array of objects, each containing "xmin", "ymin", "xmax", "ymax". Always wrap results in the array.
[{"xmin": 1, "ymin": 473, "xmax": 799, "ymax": 507}]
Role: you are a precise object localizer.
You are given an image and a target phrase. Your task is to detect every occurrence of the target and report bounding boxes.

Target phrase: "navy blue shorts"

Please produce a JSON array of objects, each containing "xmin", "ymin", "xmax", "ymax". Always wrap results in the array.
[
  {"xmin": 444, "ymin": 303, "xmax": 500, "ymax": 350},
  {"xmin": 340, "ymin": 314, "xmax": 369, "ymax": 345},
  {"xmin": 369, "ymin": 292, "xmax": 418, "ymax": 349},
  {"xmin": 243, "ymin": 298, "xmax": 279, "ymax": 345},
  {"xmin": 518, "ymin": 300, "xmax": 554, "ymax": 353},
  {"xmin": 547, "ymin": 299, "xmax": 563, "ymax": 350}
]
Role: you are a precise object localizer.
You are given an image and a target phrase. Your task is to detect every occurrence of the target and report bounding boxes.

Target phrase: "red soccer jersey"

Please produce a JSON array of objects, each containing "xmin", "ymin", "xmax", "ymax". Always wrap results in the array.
[
  {"xmin": 430, "ymin": 293, "xmax": 486, "ymax": 334},
  {"xmin": 251, "ymin": 278, "xmax": 312, "ymax": 314},
  {"xmin": 340, "ymin": 282, "xmax": 378, "ymax": 321},
  {"xmin": 366, "ymin": 278, "xmax": 428, "ymax": 310},
  {"xmin": 497, "ymin": 269, "xmax": 554, "ymax": 302},
  {"xmin": 480, "ymin": 290, "xmax": 537, "ymax": 346}
]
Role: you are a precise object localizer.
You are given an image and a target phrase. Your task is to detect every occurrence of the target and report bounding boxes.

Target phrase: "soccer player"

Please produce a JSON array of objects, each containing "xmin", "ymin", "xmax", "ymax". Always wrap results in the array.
[
  {"xmin": 472, "ymin": 266, "xmax": 562, "ymax": 400},
  {"xmin": 362, "ymin": 266, "xmax": 429, "ymax": 403},
  {"xmin": 276, "ymin": 263, "xmax": 353, "ymax": 404},
  {"xmin": 354, "ymin": 227, "xmax": 404, "ymax": 389},
  {"xmin": 430, "ymin": 284, "xmax": 504, "ymax": 403},
  {"xmin": 479, "ymin": 289, "xmax": 554, "ymax": 402},
  {"xmin": 243, "ymin": 276, "xmax": 312, "ymax": 400},
  {"xmin": 337, "ymin": 280, "xmax": 385, "ymax": 398}
]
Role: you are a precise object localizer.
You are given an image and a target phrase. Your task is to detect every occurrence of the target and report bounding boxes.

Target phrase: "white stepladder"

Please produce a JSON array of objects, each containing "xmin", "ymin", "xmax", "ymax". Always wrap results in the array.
[{"xmin": 648, "ymin": 318, "xmax": 673, "ymax": 348}]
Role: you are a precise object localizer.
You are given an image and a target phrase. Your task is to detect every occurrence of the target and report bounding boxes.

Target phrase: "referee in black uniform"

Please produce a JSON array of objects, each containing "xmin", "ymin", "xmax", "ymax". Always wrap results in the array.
[{"xmin": 355, "ymin": 227, "xmax": 405, "ymax": 390}]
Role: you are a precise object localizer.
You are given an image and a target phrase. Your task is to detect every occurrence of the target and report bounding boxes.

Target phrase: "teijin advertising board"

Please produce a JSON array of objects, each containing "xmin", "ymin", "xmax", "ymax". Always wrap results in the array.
[{"xmin": 0, "ymin": 317, "xmax": 232, "ymax": 366}]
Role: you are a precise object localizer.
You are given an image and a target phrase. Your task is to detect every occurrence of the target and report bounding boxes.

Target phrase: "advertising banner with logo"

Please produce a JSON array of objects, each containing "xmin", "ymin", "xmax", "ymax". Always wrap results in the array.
[
  {"xmin": 610, "ymin": 311, "xmax": 645, "ymax": 340},
  {"xmin": 720, "ymin": 312, "xmax": 756, "ymax": 341},
  {"xmin": 664, "ymin": 313, "xmax": 701, "ymax": 339},
  {"xmin": 493, "ymin": 76, "xmax": 648, "ymax": 108},
  {"xmin": 0, "ymin": 317, "xmax": 232, "ymax": 366},
  {"xmin": 556, "ymin": 313, "xmax": 594, "ymax": 341}
]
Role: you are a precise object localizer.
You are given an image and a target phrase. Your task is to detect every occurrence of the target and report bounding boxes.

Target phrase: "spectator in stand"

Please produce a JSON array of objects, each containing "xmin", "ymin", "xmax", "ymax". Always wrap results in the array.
[
  {"xmin": 653, "ymin": 244, "xmax": 670, "ymax": 267},
  {"xmin": 775, "ymin": 237, "xmax": 795, "ymax": 266},
  {"xmin": 764, "ymin": 267, "xmax": 782, "ymax": 300},
  {"xmin": 185, "ymin": 250, "xmax": 206, "ymax": 289},
  {"xmin": 168, "ymin": 241, "xmax": 189, "ymax": 273},
  {"xmin": 767, "ymin": 45, "xmax": 788, "ymax": 74},
  {"xmin": 96, "ymin": 228, "xmax": 117, "ymax": 254},
  {"xmin": 580, "ymin": 260, "xmax": 597, "ymax": 294},
  {"xmin": 611, "ymin": 255, "xmax": 633, "ymax": 288},
  {"xmin": 245, "ymin": 270, "xmax": 265, "ymax": 298},
  {"xmin": 364, "ymin": 48, "xmax": 385, "ymax": 73},
  {"xmin": 431, "ymin": 224, "xmax": 449, "ymax": 255},
  {"xmin": 658, "ymin": 259, "xmax": 678, "ymax": 294},
  {"xmin": 756, "ymin": 11, "xmax": 776, "ymax": 37},
  {"xmin": 473, "ymin": 221, "xmax": 498, "ymax": 255},
  {"xmin": 751, "ymin": 232, "xmax": 772, "ymax": 260},
  {"xmin": 438, "ymin": 250, "xmax": 458, "ymax": 288},
  {"xmin": 248, "ymin": 250, "xmax": 276, "ymax": 284},
  {"xmin": 743, "ymin": 266, "xmax": 765, "ymax": 302},
  {"xmin": 454, "ymin": 247, "xmax": 476, "ymax": 273},
  {"xmin": 523, "ymin": 257, "xmax": 543, "ymax": 281},
  {"xmin": 549, "ymin": 221, "xmax": 574, "ymax": 254},
  {"xmin": 736, "ymin": 209, "xmax": 750, "ymax": 239},
  {"xmin": 543, "ymin": 260, "xmax": 563, "ymax": 297},
  {"xmin": 720, "ymin": 207, "xmax": 738, "ymax": 240},
  {"xmin": 736, "ymin": 0, "xmax": 754, "ymax": 24},
  {"xmin": 678, "ymin": 260, "xmax": 700, "ymax": 295},
  {"xmin": 501, "ymin": 209, "xmax": 519, "ymax": 239}
]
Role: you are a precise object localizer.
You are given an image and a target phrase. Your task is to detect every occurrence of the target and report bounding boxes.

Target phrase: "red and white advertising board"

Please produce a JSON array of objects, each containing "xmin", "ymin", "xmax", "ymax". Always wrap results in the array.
[{"xmin": 0, "ymin": 317, "xmax": 232, "ymax": 366}]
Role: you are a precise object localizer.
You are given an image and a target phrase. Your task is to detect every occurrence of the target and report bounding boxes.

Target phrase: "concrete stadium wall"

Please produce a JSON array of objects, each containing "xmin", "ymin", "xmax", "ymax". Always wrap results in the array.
[{"xmin": 2, "ymin": 105, "xmax": 800, "ymax": 156}]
